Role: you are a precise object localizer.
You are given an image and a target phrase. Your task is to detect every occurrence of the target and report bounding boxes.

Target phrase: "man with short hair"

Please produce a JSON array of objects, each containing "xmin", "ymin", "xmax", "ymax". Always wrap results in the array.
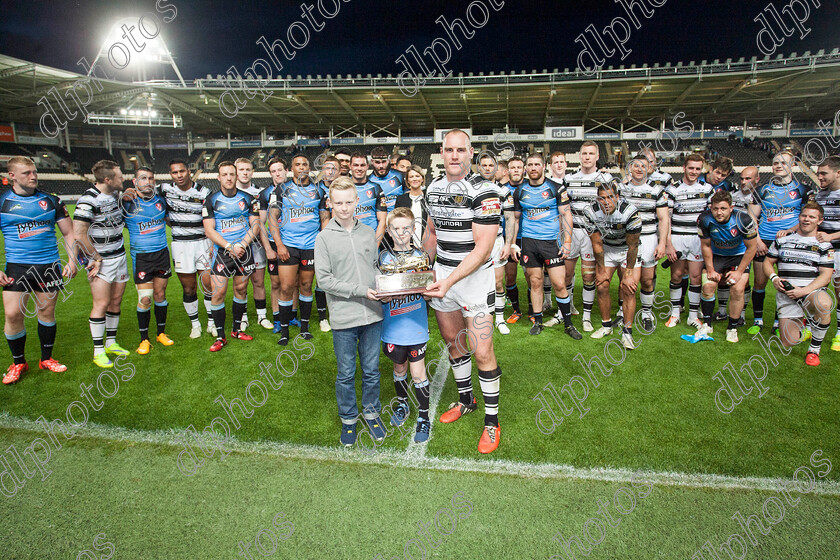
[
  {"xmin": 478, "ymin": 154, "xmax": 514, "ymax": 334},
  {"xmin": 503, "ymin": 156, "xmax": 526, "ymax": 323},
  {"xmin": 702, "ymin": 156, "xmax": 735, "ymax": 192},
  {"xmin": 512, "ymin": 154, "xmax": 580, "ymax": 339},
  {"xmin": 424, "ymin": 129, "xmax": 503, "ymax": 453},
  {"xmin": 395, "ymin": 155, "xmax": 412, "ymax": 174},
  {"xmin": 664, "ymin": 154, "xmax": 715, "ymax": 328},
  {"xmin": 368, "ymin": 146, "xmax": 405, "ymax": 214},
  {"xmin": 697, "ymin": 190, "xmax": 757, "ymax": 343},
  {"xmin": 764, "ymin": 202, "xmax": 834, "ymax": 366},
  {"xmin": 348, "ymin": 152, "xmax": 386, "ymax": 241},
  {"xmin": 261, "ymin": 157, "xmax": 287, "ymax": 333},
  {"xmin": 1, "ymin": 156, "xmax": 86, "ymax": 383},
  {"xmin": 235, "ymin": 157, "xmax": 271, "ymax": 331},
  {"xmin": 334, "ymin": 149, "xmax": 352, "ymax": 177},
  {"xmin": 814, "ymin": 156, "xmax": 840, "ymax": 351},
  {"xmin": 565, "ymin": 141, "xmax": 614, "ymax": 332},
  {"xmin": 123, "ymin": 166, "xmax": 174, "ymax": 354},
  {"xmin": 74, "ymin": 160, "xmax": 130, "ymax": 368},
  {"xmin": 159, "ymin": 158, "xmax": 214, "ymax": 339},
  {"xmin": 584, "ymin": 181, "xmax": 642, "ymax": 349},
  {"xmin": 495, "ymin": 159, "xmax": 509, "ymax": 185},
  {"xmin": 202, "ymin": 161, "xmax": 260, "ymax": 351}
]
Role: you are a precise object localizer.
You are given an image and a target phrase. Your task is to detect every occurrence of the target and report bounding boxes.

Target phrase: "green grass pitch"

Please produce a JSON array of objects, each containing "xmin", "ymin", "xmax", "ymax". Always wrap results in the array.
[{"xmin": 0, "ymin": 206, "xmax": 838, "ymax": 558}]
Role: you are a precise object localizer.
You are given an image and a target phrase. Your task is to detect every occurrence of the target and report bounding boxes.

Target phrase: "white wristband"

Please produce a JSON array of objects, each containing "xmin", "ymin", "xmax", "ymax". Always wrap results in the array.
[
  {"xmin": 511, "ymin": 243, "xmax": 520, "ymax": 252},
  {"xmin": 769, "ymin": 273, "xmax": 778, "ymax": 282}
]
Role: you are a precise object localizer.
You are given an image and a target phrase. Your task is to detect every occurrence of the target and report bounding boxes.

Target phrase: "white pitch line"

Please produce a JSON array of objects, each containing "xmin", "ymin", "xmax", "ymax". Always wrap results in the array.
[
  {"xmin": 404, "ymin": 347, "xmax": 450, "ymax": 460},
  {"xmin": 2, "ymin": 412, "xmax": 839, "ymax": 496}
]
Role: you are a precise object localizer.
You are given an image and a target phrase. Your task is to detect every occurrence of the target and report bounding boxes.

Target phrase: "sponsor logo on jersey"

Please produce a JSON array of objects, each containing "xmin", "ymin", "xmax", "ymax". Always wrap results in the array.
[{"xmin": 480, "ymin": 198, "xmax": 501, "ymax": 215}]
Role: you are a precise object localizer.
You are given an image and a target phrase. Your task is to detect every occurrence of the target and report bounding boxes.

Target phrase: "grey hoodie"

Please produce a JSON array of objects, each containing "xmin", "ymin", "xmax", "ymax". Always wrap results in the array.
[{"xmin": 314, "ymin": 218, "xmax": 383, "ymax": 330}]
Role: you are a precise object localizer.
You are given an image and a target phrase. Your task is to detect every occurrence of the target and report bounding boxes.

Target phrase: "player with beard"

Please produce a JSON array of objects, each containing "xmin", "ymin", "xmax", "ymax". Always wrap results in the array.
[
  {"xmin": 368, "ymin": 146, "xmax": 405, "ymax": 214},
  {"xmin": 348, "ymin": 152, "xmax": 386, "ymax": 242},
  {"xmin": 503, "ymin": 156, "xmax": 526, "ymax": 324},
  {"xmin": 334, "ymin": 149, "xmax": 352, "ymax": 177},
  {"xmin": 234, "ymin": 158, "xmax": 270, "ymax": 332},
  {"xmin": 262, "ymin": 157, "xmax": 288, "ymax": 332},
  {"xmin": 814, "ymin": 156, "xmax": 840, "ymax": 351}
]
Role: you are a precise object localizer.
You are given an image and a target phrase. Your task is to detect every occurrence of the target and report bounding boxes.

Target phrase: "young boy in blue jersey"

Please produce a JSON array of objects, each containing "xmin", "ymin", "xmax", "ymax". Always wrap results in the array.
[
  {"xmin": 123, "ymin": 166, "xmax": 174, "ymax": 354},
  {"xmin": 379, "ymin": 207, "xmax": 432, "ymax": 443}
]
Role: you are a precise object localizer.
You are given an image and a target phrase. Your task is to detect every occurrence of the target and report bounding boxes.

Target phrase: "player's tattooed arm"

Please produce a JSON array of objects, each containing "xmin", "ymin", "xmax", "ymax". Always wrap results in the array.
[
  {"xmin": 504, "ymin": 209, "xmax": 515, "ymax": 246},
  {"xmin": 624, "ymin": 232, "xmax": 640, "ymax": 272}
]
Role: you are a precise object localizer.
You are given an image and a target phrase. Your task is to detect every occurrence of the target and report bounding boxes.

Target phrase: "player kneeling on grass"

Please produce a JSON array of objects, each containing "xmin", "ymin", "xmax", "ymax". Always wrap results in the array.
[
  {"xmin": 379, "ymin": 208, "xmax": 432, "ymax": 443},
  {"xmin": 202, "ymin": 161, "xmax": 260, "ymax": 352},
  {"xmin": 123, "ymin": 166, "xmax": 174, "ymax": 354},
  {"xmin": 584, "ymin": 180, "xmax": 642, "ymax": 349},
  {"xmin": 697, "ymin": 190, "xmax": 757, "ymax": 343},
  {"xmin": 764, "ymin": 202, "xmax": 834, "ymax": 366},
  {"xmin": 314, "ymin": 177, "xmax": 387, "ymax": 447}
]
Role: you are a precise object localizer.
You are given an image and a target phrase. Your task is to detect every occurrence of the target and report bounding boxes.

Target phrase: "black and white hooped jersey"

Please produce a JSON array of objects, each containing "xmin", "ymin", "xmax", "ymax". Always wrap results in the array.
[
  {"xmin": 496, "ymin": 182, "xmax": 513, "ymax": 241},
  {"xmin": 74, "ymin": 187, "xmax": 125, "ymax": 259},
  {"xmin": 814, "ymin": 187, "xmax": 840, "ymax": 249},
  {"xmin": 425, "ymin": 172, "xmax": 501, "ymax": 269},
  {"xmin": 648, "ymin": 169, "xmax": 674, "ymax": 189},
  {"xmin": 618, "ymin": 180, "xmax": 669, "ymax": 236},
  {"xmin": 564, "ymin": 171, "xmax": 614, "ymax": 229},
  {"xmin": 767, "ymin": 233, "xmax": 834, "ymax": 288},
  {"xmin": 158, "ymin": 182, "xmax": 211, "ymax": 242},
  {"xmin": 582, "ymin": 200, "xmax": 642, "ymax": 248},
  {"xmin": 665, "ymin": 180, "xmax": 714, "ymax": 236}
]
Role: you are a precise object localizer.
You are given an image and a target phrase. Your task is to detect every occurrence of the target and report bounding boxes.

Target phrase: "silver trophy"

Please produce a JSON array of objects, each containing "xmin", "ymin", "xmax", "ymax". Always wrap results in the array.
[{"xmin": 375, "ymin": 233, "xmax": 435, "ymax": 296}]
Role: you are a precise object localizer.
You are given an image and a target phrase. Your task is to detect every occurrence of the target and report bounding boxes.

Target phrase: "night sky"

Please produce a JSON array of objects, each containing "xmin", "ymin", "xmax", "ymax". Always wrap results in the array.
[{"xmin": 1, "ymin": 0, "xmax": 839, "ymax": 81}]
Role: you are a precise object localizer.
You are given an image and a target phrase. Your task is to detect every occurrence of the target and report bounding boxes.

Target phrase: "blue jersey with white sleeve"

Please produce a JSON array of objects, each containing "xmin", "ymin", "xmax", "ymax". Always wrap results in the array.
[
  {"xmin": 512, "ymin": 178, "xmax": 570, "ymax": 241},
  {"xmin": 0, "ymin": 189, "xmax": 68, "ymax": 264},
  {"xmin": 379, "ymin": 249, "xmax": 430, "ymax": 346},
  {"xmin": 697, "ymin": 208, "xmax": 757, "ymax": 256},
  {"xmin": 755, "ymin": 179, "xmax": 811, "ymax": 240},
  {"xmin": 122, "ymin": 194, "xmax": 168, "ymax": 257}
]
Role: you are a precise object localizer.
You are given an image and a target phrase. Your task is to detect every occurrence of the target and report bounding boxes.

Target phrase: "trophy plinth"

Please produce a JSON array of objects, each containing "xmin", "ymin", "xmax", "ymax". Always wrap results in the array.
[{"xmin": 375, "ymin": 251, "xmax": 435, "ymax": 296}]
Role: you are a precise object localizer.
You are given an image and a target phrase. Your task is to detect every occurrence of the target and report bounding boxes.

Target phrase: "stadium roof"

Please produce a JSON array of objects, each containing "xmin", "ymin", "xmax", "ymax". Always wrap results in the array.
[{"xmin": 2, "ymin": 49, "xmax": 840, "ymax": 137}]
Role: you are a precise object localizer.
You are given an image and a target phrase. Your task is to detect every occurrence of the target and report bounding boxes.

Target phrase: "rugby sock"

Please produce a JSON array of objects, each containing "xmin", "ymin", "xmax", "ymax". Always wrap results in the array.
[
  {"xmin": 414, "ymin": 379, "xmax": 430, "ymax": 421},
  {"xmin": 717, "ymin": 287, "xmax": 729, "ymax": 315},
  {"xmin": 393, "ymin": 372, "xmax": 409, "ymax": 401},
  {"xmin": 211, "ymin": 304, "xmax": 226, "ymax": 339},
  {"xmin": 478, "ymin": 366, "xmax": 501, "ymax": 426},
  {"xmin": 809, "ymin": 322, "xmax": 830, "ymax": 355},
  {"xmin": 495, "ymin": 290, "xmax": 506, "ymax": 323},
  {"xmin": 743, "ymin": 285, "xmax": 752, "ymax": 319},
  {"xmin": 533, "ymin": 312, "xmax": 543, "ymax": 326},
  {"xmin": 232, "ymin": 298, "xmax": 247, "ymax": 332},
  {"xmin": 617, "ymin": 298, "xmax": 624, "ymax": 317},
  {"xmin": 681, "ymin": 275, "xmax": 689, "ymax": 308},
  {"xmin": 527, "ymin": 287, "xmax": 533, "ymax": 315},
  {"xmin": 278, "ymin": 300, "xmax": 293, "ymax": 344},
  {"xmin": 582, "ymin": 282, "xmax": 596, "ymax": 321},
  {"xmin": 557, "ymin": 296, "xmax": 572, "ymax": 327},
  {"xmin": 506, "ymin": 283, "xmax": 520, "ymax": 313},
  {"xmin": 688, "ymin": 285, "xmax": 701, "ymax": 321},
  {"xmin": 183, "ymin": 292, "xmax": 199, "ymax": 325},
  {"xmin": 669, "ymin": 281, "xmax": 682, "ymax": 317},
  {"xmin": 566, "ymin": 271, "xmax": 575, "ymax": 301},
  {"xmin": 602, "ymin": 320, "xmax": 612, "ymax": 329},
  {"xmin": 543, "ymin": 275, "xmax": 552, "ymax": 303},
  {"xmin": 753, "ymin": 289, "xmax": 766, "ymax": 320},
  {"xmin": 37, "ymin": 320, "xmax": 56, "ymax": 361},
  {"xmin": 203, "ymin": 295, "xmax": 215, "ymax": 328},
  {"xmin": 450, "ymin": 355, "xmax": 473, "ymax": 406},
  {"xmin": 622, "ymin": 325, "xmax": 632, "ymax": 335},
  {"xmin": 89, "ymin": 317, "xmax": 106, "ymax": 355},
  {"xmin": 273, "ymin": 311, "xmax": 280, "ymax": 323},
  {"xmin": 137, "ymin": 307, "xmax": 151, "ymax": 341},
  {"xmin": 299, "ymin": 294, "xmax": 313, "ymax": 333},
  {"xmin": 640, "ymin": 289, "xmax": 654, "ymax": 318},
  {"xmin": 255, "ymin": 298, "xmax": 267, "ymax": 321},
  {"xmin": 701, "ymin": 296, "xmax": 715, "ymax": 327},
  {"xmin": 728, "ymin": 317, "xmax": 739, "ymax": 330},
  {"xmin": 105, "ymin": 312, "xmax": 120, "ymax": 347},
  {"xmin": 5, "ymin": 329, "xmax": 26, "ymax": 365},
  {"xmin": 315, "ymin": 288, "xmax": 328, "ymax": 321},
  {"xmin": 154, "ymin": 300, "xmax": 168, "ymax": 335}
]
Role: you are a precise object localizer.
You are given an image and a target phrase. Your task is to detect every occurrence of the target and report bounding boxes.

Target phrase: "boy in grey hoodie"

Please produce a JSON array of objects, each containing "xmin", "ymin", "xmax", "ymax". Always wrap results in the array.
[{"xmin": 314, "ymin": 176, "xmax": 386, "ymax": 447}]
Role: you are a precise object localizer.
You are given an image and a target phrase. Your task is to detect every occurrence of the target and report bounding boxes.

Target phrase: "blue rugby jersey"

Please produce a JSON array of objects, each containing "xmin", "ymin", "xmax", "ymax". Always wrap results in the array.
[
  {"xmin": 123, "ymin": 194, "xmax": 168, "ymax": 257},
  {"xmin": 379, "ymin": 249, "xmax": 430, "ymax": 346},
  {"xmin": 512, "ymin": 178, "xmax": 570, "ymax": 241},
  {"xmin": 369, "ymin": 169, "xmax": 404, "ymax": 213},
  {"xmin": 353, "ymin": 180, "xmax": 386, "ymax": 230},
  {"xmin": 697, "ymin": 208, "xmax": 757, "ymax": 256},
  {"xmin": 261, "ymin": 180, "xmax": 323, "ymax": 250},
  {"xmin": 755, "ymin": 179, "xmax": 812, "ymax": 240},
  {"xmin": 202, "ymin": 190, "xmax": 258, "ymax": 247},
  {"xmin": 0, "ymin": 189, "xmax": 68, "ymax": 264}
]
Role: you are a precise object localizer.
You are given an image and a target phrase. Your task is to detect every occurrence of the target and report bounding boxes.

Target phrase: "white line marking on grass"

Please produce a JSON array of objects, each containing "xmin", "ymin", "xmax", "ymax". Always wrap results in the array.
[
  {"xmin": 2, "ymin": 412, "xmax": 839, "ymax": 496},
  {"xmin": 404, "ymin": 347, "xmax": 449, "ymax": 460}
]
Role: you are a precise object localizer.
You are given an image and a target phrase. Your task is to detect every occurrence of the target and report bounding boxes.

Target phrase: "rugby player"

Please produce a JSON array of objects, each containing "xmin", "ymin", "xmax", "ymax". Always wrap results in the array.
[
  {"xmin": 764, "ymin": 202, "xmax": 834, "ymax": 365},
  {"xmin": 202, "ymin": 161, "xmax": 260, "ymax": 351},
  {"xmin": 379, "ymin": 207, "xmax": 432, "ymax": 443},
  {"xmin": 424, "ymin": 129, "xmax": 503, "ymax": 454},
  {"xmin": 664, "ymin": 154, "xmax": 714, "ymax": 328},
  {"xmin": 702, "ymin": 157, "xmax": 735, "ymax": 192},
  {"xmin": 159, "ymin": 158, "xmax": 214, "ymax": 339},
  {"xmin": 123, "ymin": 166, "xmax": 174, "ymax": 354},
  {"xmin": 543, "ymin": 151, "xmax": 572, "ymax": 325},
  {"xmin": 368, "ymin": 146, "xmax": 405, "ymax": 214},
  {"xmin": 565, "ymin": 141, "xmax": 614, "ymax": 332},
  {"xmin": 749, "ymin": 150, "xmax": 812, "ymax": 334},
  {"xmin": 583, "ymin": 180, "xmax": 642, "ymax": 348},
  {"xmin": 395, "ymin": 155, "xmax": 413, "ymax": 174},
  {"xmin": 504, "ymin": 156, "xmax": 526, "ymax": 323},
  {"xmin": 265, "ymin": 154, "xmax": 322, "ymax": 345},
  {"xmin": 1, "ymin": 156, "xmax": 86, "ymax": 383},
  {"xmin": 617, "ymin": 154, "xmax": 671, "ymax": 331},
  {"xmin": 348, "ymin": 152, "xmax": 386, "ymax": 242},
  {"xmin": 74, "ymin": 160, "xmax": 130, "ymax": 368},
  {"xmin": 714, "ymin": 166, "xmax": 760, "ymax": 322},
  {"xmin": 262, "ymin": 157, "xmax": 288, "ymax": 332},
  {"xmin": 697, "ymin": 190, "xmax": 757, "ymax": 342},
  {"xmin": 235, "ymin": 158, "xmax": 271, "ymax": 331},
  {"xmin": 334, "ymin": 148, "xmax": 352, "ymax": 176},
  {"xmin": 814, "ymin": 156, "xmax": 840, "ymax": 351},
  {"xmin": 478, "ymin": 153, "xmax": 514, "ymax": 335},
  {"xmin": 512, "ymin": 154, "xmax": 580, "ymax": 338}
]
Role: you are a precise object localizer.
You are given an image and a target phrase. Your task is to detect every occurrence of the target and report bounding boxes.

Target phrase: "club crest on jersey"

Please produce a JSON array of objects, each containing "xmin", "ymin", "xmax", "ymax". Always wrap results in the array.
[
  {"xmin": 138, "ymin": 271, "xmax": 146, "ymax": 280},
  {"xmin": 731, "ymin": 227, "xmax": 738, "ymax": 236},
  {"xmin": 789, "ymin": 191, "xmax": 797, "ymax": 199},
  {"xmin": 454, "ymin": 195, "xmax": 464, "ymax": 205},
  {"xmin": 523, "ymin": 255, "xmax": 529, "ymax": 263},
  {"xmin": 366, "ymin": 190, "xmax": 373, "ymax": 198},
  {"xmin": 542, "ymin": 191, "xmax": 549, "ymax": 199},
  {"xmin": 217, "ymin": 263, "xmax": 224, "ymax": 272},
  {"xmin": 387, "ymin": 344, "xmax": 395, "ymax": 352},
  {"xmin": 155, "ymin": 202, "xmax": 163, "ymax": 211},
  {"xmin": 389, "ymin": 179, "xmax": 396, "ymax": 186},
  {"xmin": 239, "ymin": 200, "xmax": 246, "ymax": 210},
  {"xmin": 39, "ymin": 200, "xmax": 48, "ymax": 210}
]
